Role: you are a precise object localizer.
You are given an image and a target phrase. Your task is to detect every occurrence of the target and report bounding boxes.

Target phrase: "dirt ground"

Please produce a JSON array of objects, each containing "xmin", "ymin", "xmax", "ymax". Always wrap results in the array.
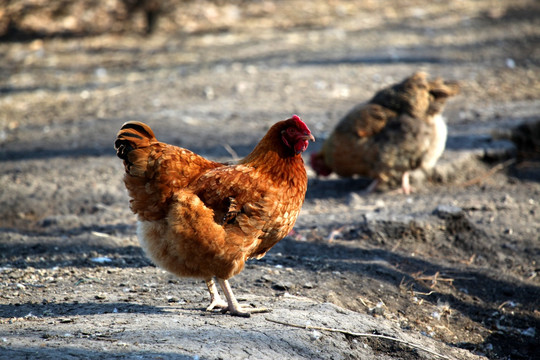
[{"xmin": 1, "ymin": 1, "xmax": 539, "ymax": 359}]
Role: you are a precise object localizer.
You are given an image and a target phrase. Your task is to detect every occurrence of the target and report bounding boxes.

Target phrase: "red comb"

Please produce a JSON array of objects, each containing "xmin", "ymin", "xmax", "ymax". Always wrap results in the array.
[{"xmin": 290, "ymin": 114, "xmax": 310, "ymax": 133}]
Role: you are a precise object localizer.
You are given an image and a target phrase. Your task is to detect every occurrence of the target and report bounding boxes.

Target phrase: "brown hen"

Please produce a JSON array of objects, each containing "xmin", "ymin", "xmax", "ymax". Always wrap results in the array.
[
  {"xmin": 115, "ymin": 116, "xmax": 314, "ymax": 317},
  {"xmin": 311, "ymin": 72, "xmax": 459, "ymax": 194}
]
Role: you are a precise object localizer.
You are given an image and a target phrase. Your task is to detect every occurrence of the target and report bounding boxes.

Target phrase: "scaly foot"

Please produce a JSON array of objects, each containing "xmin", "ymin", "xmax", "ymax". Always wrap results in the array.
[
  {"xmin": 205, "ymin": 278, "xmax": 229, "ymax": 312},
  {"xmin": 217, "ymin": 278, "xmax": 270, "ymax": 317}
]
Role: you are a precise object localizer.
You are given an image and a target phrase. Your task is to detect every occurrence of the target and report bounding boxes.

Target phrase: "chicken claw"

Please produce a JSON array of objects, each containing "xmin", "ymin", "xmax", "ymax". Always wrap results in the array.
[
  {"xmin": 217, "ymin": 278, "xmax": 270, "ymax": 317},
  {"xmin": 217, "ymin": 278, "xmax": 250, "ymax": 317},
  {"xmin": 205, "ymin": 278, "xmax": 229, "ymax": 311}
]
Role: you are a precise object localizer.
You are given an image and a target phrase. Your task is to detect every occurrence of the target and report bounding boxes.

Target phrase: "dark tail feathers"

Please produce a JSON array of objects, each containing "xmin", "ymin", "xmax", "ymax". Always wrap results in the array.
[{"xmin": 114, "ymin": 121, "xmax": 157, "ymax": 161}]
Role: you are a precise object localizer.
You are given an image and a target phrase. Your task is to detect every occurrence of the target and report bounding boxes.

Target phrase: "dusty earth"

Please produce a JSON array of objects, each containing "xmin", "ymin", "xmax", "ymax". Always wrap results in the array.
[{"xmin": 1, "ymin": 1, "xmax": 539, "ymax": 359}]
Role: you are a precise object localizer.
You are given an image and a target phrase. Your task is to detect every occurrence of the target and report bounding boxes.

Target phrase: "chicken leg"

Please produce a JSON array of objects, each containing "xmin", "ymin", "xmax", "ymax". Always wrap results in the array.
[
  {"xmin": 217, "ymin": 278, "xmax": 251, "ymax": 317},
  {"xmin": 364, "ymin": 172, "xmax": 412, "ymax": 195},
  {"xmin": 401, "ymin": 171, "xmax": 411, "ymax": 195},
  {"xmin": 216, "ymin": 278, "xmax": 271, "ymax": 317},
  {"xmin": 205, "ymin": 278, "xmax": 228, "ymax": 311}
]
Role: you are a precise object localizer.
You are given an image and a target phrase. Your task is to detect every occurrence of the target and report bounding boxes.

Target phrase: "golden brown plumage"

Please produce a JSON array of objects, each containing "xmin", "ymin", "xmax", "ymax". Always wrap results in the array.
[
  {"xmin": 311, "ymin": 72, "xmax": 459, "ymax": 194},
  {"xmin": 115, "ymin": 116, "xmax": 314, "ymax": 317}
]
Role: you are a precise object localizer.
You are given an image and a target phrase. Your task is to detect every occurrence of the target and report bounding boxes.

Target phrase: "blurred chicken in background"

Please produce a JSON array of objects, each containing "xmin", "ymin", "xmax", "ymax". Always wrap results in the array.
[{"xmin": 311, "ymin": 72, "xmax": 460, "ymax": 194}]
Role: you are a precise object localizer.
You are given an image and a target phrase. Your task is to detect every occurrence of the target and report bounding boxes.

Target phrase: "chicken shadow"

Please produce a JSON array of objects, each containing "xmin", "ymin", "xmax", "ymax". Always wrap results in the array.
[
  {"xmin": 306, "ymin": 177, "xmax": 373, "ymax": 200},
  {"xmin": 0, "ymin": 301, "xmax": 165, "ymax": 319},
  {"xmin": 0, "ymin": 347, "xmax": 196, "ymax": 360},
  {"xmin": 0, "ymin": 241, "xmax": 152, "ymax": 270},
  {"xmin": 0, "ymin": 224, "xmax": 153, "ymax": 270},
  {"xmin": 263, "ymin": 236, "xmax": 539, "ymax": 359},
  {"xmin": 269, "ymin": 236, "xmax": 540, "ymax": 312}
]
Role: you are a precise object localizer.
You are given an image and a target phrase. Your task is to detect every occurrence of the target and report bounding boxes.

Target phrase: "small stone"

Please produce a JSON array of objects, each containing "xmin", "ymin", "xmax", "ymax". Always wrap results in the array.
[
  {"xmin": 505, "ymin": 58, "xmax": 516, "ymax": 69},
  {"xmin": 522, "ymin": 327, "xmax": 535, "ymax": 337},
  {"xmin": 272, "ymin": 282, "xmax": 293, "ymax": 291},
  {"xmin": 15, "ymin": 283, "xmax": 26, "ymax": 290},
  {"xmin": 434, "ymin": 204, "xmax": 463, "ymax": 219},
  {"xmin": 310, "ymin": 330, "xmax": 322, "ymax": 341}
]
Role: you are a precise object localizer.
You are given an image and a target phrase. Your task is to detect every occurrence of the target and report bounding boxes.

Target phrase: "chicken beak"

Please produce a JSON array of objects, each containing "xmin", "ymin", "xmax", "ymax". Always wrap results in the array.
[{"xmin": 294, "ymin": 133, "xmax": 316, "ymax": 155}]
